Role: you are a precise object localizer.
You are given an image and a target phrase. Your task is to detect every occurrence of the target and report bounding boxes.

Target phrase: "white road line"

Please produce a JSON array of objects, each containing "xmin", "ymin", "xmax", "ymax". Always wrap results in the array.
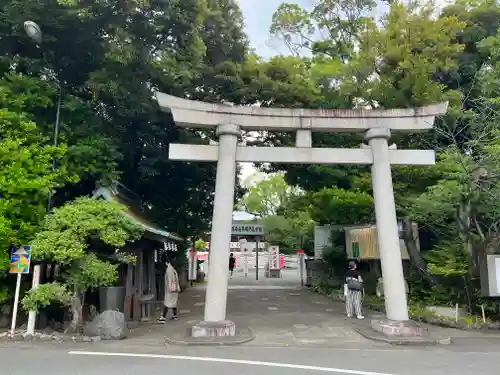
[{"xmin": 68, "ymin": 351, "xmax": 395, "ymax": 375}]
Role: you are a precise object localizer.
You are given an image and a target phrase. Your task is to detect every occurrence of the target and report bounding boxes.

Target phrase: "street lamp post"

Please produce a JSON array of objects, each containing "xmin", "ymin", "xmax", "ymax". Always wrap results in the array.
[
  {"xmin": 24, "ymin": 21, "xmax": 62, "ymax": 212},
  {"xmin": 23, "ymin": 20, "xmax": 61, "ymax": 335}
]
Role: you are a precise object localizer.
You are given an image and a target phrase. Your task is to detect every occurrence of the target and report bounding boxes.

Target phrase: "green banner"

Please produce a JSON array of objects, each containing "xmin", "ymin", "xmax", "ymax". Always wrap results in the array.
[{"xmin": 351, "ymin": 242, "xmax": 360, "ymax": 258}]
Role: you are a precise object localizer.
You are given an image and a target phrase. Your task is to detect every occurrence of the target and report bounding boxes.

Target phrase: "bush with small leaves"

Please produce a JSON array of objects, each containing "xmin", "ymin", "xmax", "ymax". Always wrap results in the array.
[{"xmin": 21, "ymin": 283, "xmax": 72, "ymax": 313}]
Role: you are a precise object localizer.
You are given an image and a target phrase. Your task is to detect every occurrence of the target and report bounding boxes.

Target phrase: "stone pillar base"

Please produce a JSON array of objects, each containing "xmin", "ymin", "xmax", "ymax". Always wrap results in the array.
[
  {"xmin": 371, "ymin": 318, "xmax": 429, "ymax": 337},
  {"xmin": 192, "ymin": 320, "xmax": 236, "ymax": 338}
]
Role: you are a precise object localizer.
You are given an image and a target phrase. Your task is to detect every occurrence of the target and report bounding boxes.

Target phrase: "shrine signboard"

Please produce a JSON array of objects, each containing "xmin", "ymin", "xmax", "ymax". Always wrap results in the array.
[{"xmin": 231, "ymin": 224, "xmax": 264, "ymax": 236}]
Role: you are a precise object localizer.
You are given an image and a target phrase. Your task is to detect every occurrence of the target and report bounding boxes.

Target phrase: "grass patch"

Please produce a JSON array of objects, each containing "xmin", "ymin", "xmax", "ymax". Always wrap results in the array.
[{"xmin": 311, "ymin": 280, "xmax": 500, "ymax": 330}]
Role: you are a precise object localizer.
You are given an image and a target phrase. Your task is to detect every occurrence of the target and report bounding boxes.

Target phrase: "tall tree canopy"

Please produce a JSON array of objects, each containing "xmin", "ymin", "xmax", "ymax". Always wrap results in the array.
[{"xmin": 0, "ymin": 0, "xmax": 253, "ymax": 240}]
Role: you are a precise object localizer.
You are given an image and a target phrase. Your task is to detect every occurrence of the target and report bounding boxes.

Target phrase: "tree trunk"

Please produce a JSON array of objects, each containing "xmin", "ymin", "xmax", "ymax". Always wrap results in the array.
[
  {"xmin": 66, "ymin": 286, "xmax": 83, "ymax": 334},
  {"xmin": 402, "ymin": 216, "xmax": 436, "ymax": 285},
  {"xmin": 458, "ymin": 201, "xmax": 478, "ymax": 277}
]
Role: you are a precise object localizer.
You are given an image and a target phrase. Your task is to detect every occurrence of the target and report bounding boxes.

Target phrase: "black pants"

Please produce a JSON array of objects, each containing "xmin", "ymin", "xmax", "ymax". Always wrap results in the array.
[
  {"xmin": 229, "ymin": 268, "xmax": 234, "ymax": 276},
  {"xmin": 162, "ymin": 306, "xmax": 178, "ymax": 318}
]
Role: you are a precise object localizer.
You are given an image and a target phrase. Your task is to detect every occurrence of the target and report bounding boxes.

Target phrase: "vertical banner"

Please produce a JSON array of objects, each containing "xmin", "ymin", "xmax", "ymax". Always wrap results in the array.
[
  {"xmin": 240, "ymin": 239, "xmax": 251, "ymax": 277},
  {"xmin": 255, "ymin": 238, "xmax": 260, "ymax": 281},
  {"xmin": 269, "ymin": 245, "xmax": 280, "ymax": 270},
  {"xmin": 296, "ymin": 249, "xmax": 305, "ymax": 286},
  {"xmin": 188, "ymin": 248, "xmax": 198, "ymax": 281}
]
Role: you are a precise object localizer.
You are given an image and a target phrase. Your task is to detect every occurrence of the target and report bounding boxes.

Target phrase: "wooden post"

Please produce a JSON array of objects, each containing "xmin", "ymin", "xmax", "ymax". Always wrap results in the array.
[
  {"xmin": 132, "ymin": 249, "xmax": 142, "ymax": 320},
  {"xmin": 124, "ymin": 262, "xmax": 134, "ymax": 321},
  {"xmin": 138, "ymin": 248, "xmax": 145, "ymax": 319},
  {"xmin": 147, "ymin": 250, "xmax": 156, "ymax": 318}
]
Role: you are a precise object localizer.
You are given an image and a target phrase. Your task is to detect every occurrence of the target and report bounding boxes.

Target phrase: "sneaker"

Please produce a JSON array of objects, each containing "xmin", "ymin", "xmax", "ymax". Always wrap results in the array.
[
  {"xmin": 158, "ymin": 316, "xmax": 166, "ymax": 323},
  {"xmin": 357, "ymin": 315, "xmax": 365, "ymax": 320},
  {"xmin": 170, "ymin": 315, "xmax": 179, "ymax": 321},
  {"xmin": 346, "ymin": 315, "xmax": 353, "ymax": 318}
]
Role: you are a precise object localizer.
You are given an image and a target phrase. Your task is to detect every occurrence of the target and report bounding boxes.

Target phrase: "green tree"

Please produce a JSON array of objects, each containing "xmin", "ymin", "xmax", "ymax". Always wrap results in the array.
[
  {"xmin": 22, "ymin": 197, "xmax": 143, "ymax": 330},
  {"xmin": 0, "ymin": 0, "xmax": 253, "ymax": 238},
  {"xmin": 0, "ymin": 107, "xmax": 75, "ymax": 271},
  {"xmin": 267, "ymin": 0, "xmax": 465, "ymax": 189},
  {"xmin": 306, "ymin": 188, "xmax": 374, "ymax": 225},
  {"xmin": 260, "ymin": 211, "xmax": 315, "ymax": 254},
  {"xmin": 238, "ymin": 173, "xmax": 317, "ymax": 253},
  {"xmin": 238, "ymin": 173, "xmax": 301, "ymax": 217}
]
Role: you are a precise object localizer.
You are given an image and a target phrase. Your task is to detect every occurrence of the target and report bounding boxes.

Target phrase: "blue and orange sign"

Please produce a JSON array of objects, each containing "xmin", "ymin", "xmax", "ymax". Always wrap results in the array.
[{"xmin": 9, "ymin": 245, "xmax": 32, "ymax": 274}]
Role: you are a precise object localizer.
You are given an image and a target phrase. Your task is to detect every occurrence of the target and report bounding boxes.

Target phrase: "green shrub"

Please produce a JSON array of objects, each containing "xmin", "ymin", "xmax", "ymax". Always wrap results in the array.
[{"xmin": 21, "ymin": 282, "xmax": 72, "ymax": 313}]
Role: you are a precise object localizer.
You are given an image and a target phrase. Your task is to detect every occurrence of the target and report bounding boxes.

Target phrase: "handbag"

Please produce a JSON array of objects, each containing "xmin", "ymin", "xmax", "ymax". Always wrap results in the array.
[
  {"xmin": 346, "ymin": 277, "xmax": 363, "ymax": 291},
  {"xmin": 167, "ymin": 270, "xmax": 180, "ymax": 293},
  {"xmin": 168, "ymin": 280, "xmax": 181, "ymax": 293}
]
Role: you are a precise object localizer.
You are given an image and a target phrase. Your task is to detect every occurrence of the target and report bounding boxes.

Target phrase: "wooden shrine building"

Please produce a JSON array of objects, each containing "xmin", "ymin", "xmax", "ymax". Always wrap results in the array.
[{"xmin": 93, "ymin": 181, "xmax": 184, "ymax": 322}]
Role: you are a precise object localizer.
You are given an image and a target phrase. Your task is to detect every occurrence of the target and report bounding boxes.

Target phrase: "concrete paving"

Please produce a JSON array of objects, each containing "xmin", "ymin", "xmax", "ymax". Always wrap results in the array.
[
  {"xmin": 3, "ymin": 269, "xmax": 500, "ymax": 374},
  {"xmin": 122, "ymin": 269, "xmax": 500, "ymax": 349},
  {"xmin": 125, "ymin": 269, "xmax": 371, "ymax": 348}
]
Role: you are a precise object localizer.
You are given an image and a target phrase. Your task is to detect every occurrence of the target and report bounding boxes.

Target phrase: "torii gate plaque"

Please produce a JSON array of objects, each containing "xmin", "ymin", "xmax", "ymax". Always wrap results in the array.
[{"xmin": 156, "ymin": 92, "xmax": 447, "ymax": 339}]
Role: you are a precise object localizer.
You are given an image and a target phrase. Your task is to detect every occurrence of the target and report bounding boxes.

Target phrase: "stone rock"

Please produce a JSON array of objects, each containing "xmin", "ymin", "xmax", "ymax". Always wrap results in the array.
[{"xmin": 84, "ymin": 310, "xmax": 127, "ymax": 340}]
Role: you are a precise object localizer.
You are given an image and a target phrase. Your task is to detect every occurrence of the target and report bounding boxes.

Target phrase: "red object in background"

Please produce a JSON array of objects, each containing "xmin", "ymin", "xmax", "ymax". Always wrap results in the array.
[
  {"xmin": 296, "ymin": 249, "xmax": 305, "ymax": 255},
  {"xmin": 279, "ymin": 255, "xmax": 284, "ymax": 269},
  {"xmin": 197, "ymin": 252, "xmax": 209, "ymax": 261}
]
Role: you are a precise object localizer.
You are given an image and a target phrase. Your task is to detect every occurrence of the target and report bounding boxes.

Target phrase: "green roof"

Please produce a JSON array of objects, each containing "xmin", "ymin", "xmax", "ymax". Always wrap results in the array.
[{"xmin": 93, "ymin": 186, "xmax": 183, "ymax": 242}]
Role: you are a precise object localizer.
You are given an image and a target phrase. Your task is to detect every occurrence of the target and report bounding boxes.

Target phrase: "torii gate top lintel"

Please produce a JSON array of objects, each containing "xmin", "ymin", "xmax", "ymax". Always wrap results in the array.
[{"xmin": 155, "ymin": 92, "xmax": 448, "ymax": 133}]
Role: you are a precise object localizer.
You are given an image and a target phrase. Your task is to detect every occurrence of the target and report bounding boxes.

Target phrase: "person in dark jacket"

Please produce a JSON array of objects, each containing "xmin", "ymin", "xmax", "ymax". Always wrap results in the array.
[
  {"xmin": 229, "ymin": 253, "xmax": 235, "ymax": 278},
  {"xmin": 344, "ymin": 261, "xmax": 364, "ymax": 319}
]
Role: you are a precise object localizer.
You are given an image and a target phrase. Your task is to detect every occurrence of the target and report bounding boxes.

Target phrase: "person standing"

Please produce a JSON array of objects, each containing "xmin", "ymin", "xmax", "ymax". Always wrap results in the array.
[
  {"xmin": 159, "ymin": 258, "xmax": 180, "ymax": 322},
  {"xmin": 344, "ymin": 261, "xmax": 364, "ymax": 320},
  {"xmin": 229, "ymin": 253, "xmax": 235, "ymax": 278}
]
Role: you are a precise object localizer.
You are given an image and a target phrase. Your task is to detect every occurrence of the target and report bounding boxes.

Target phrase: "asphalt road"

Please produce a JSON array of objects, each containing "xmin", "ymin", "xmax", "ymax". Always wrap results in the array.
[{"xmin": 2, "ymin": 342, "xmax": 500, "ymax": 375}]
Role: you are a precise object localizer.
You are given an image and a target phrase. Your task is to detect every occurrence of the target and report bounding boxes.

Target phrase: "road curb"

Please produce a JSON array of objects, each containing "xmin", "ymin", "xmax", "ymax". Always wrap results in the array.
[{"xmin": 355, "ymin": 327, "xmax": 452, "ymax": 346}]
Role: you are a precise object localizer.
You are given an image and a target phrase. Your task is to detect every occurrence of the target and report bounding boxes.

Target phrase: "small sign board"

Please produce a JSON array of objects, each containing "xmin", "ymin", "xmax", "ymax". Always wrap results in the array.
[
  {"xmin": 9, "ymin": 245, "xmax": 31, "ymax": 274},
  {"xmin": 481, "ymin": 254, "xmax": 500, "ymax": 297},
  {"xmin": 231, "ymin": 224, "xmax": 264, "ymax": 236},
  {"xmin": 269, "ymin": 245, "xmax": 280, "ymax": 270},
  {"xmin": 240, "ymin": 242, "xmax": 252, "ymax": 256}
]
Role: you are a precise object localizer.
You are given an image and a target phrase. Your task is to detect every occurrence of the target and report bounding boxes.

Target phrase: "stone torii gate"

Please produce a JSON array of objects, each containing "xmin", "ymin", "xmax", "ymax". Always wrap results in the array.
[{"xmin": 156, "ymin": 92, "xmax": 448, "ymax": 338}]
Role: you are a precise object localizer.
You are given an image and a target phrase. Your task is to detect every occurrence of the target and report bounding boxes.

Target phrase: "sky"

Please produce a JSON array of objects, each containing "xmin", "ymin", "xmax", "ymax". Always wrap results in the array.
[
  {"xmin": 237, "ymin": 0, "xmax": 396, "ymax": 59},
  {"xmin": 237, "ymin": 0, "xmax": 307, "ymax": 58},
  {"xmin": 236, "ymin": 1, "xmax": 307, "ymax": 182},
  {"xmin": 235, "ymin": 0, "xmax": 450, "ymax": 182}
]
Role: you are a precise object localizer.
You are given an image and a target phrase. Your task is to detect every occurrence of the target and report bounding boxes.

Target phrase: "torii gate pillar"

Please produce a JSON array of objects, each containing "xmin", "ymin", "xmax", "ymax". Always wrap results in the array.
[
  {"xmin": 203, "ymin": 124, "xmax": 240, "ymax": 324},
  {"xmin": 366, "ymin": 127, "xmax": 408, "ymax": 321}
]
